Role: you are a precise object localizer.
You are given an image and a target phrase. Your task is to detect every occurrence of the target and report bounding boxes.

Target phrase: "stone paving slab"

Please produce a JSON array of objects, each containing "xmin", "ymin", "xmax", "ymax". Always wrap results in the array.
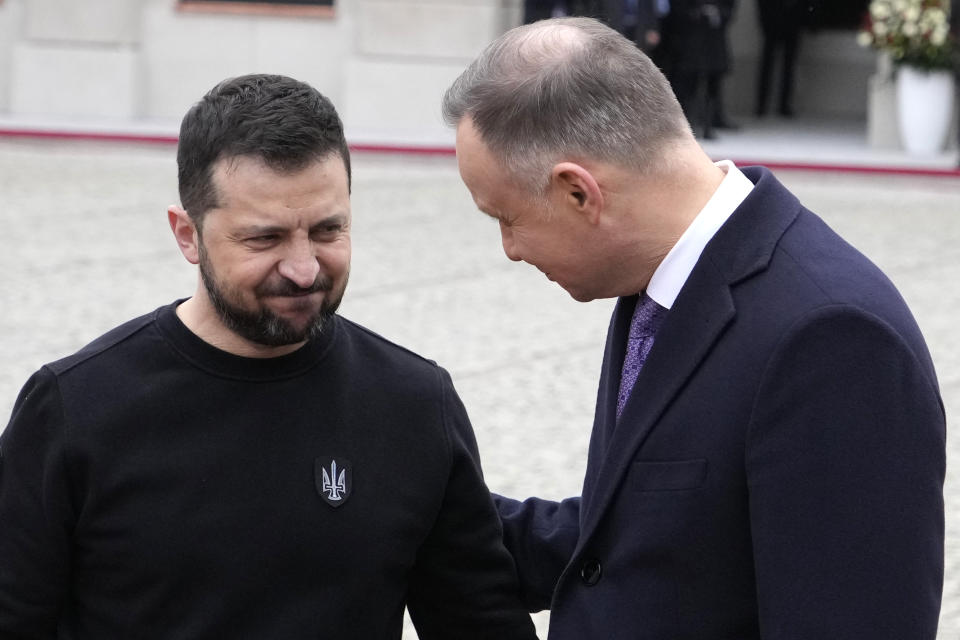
[{"xmin": 1, "ymin": 140, "xmax": 958, "ymax": 638}]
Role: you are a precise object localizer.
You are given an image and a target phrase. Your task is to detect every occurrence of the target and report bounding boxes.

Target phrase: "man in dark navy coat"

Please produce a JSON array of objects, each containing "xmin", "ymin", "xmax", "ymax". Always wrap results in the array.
[{"xmin": 443, "ymin": 16, "xmax": 945, "ymax": 639}]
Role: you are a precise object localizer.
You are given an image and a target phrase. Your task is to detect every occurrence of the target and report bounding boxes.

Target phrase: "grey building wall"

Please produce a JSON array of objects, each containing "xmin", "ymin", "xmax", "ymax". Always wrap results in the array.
[{"xmin": 0, "ymin": 0, "xmax": 893, "ymax": 145}]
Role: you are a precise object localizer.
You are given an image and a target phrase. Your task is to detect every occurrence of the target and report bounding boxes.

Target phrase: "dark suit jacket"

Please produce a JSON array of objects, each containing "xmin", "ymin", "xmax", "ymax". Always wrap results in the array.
[
  {"xmin": 661, "ymin": 0, "xmax": 736, "ymax": 73},
  {"xmin": 496, "ymin": 166, "xmax": 945, "ymax": 639}
]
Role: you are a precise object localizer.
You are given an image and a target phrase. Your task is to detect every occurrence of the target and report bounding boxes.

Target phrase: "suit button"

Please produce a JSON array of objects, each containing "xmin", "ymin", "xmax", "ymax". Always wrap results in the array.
[{"xmin": 580, "ymin": 558, "xmax": 602, "ymax": 586}]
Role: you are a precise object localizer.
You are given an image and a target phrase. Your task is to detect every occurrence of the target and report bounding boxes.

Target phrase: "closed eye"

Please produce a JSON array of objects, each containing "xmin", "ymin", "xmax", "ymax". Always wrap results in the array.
[
  {"xmin": 245, "ymin": 234, "xmax": 280, "ymax": 247},
  {"xmin": 310, "ymin": 214, "xmax": 349, "ymax": 238},
  {"xmin": 310, "ymin": 223, "xmax": 345, "ymax": 240},
  {"xmin": 479, "ymin": 208, "xmax": 506, "ymax": 225}
]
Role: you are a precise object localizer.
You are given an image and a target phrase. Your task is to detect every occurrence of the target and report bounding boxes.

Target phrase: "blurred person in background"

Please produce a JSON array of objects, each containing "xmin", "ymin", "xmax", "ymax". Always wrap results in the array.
[
  {"xmin": 602, "ymin": 0, "xmax": 666, "ymax": 52},
  {"xmin": 0, "ymin": 73, "xmax": 537, "ymax": 640},
  {"xmin": 755, "ymin": 0, "xmax": 807, "ymax": 117},
  {"xmin": 444, "ymin": 16, "xmax": 945, "ymax": 639},
  {"xmin": 660, "ymin": 0, "xmax": 738, "ymax": 138}
]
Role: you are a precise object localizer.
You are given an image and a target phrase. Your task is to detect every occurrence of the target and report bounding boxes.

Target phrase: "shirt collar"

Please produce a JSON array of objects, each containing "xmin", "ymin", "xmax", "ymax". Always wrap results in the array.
[{"xmin": 646, "ymin": 160, "xmax": 754, "ymax": 309}]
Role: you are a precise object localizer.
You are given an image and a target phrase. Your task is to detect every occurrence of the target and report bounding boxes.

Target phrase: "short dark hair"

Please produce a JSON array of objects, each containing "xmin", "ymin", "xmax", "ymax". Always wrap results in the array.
[
  {"xmin": 443, "ymin": 17, "xmax": 689, "ymax": 193},
  {"xmin": 177, "ymin": 74, "xmax": 351, "ymax": 224}
]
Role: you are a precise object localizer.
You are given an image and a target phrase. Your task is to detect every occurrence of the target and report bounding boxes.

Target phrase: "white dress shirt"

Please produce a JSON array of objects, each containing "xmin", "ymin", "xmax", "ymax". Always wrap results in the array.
[{"xmin": 646, "ymin": 160, "xmax": 754, "ymax": 310}]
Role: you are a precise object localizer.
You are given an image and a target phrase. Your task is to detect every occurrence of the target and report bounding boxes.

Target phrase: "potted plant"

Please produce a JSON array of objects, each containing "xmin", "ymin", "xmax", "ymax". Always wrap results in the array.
[{"xmin": 858, "ymin": 0, "xmax": 956, "ymax": 154}]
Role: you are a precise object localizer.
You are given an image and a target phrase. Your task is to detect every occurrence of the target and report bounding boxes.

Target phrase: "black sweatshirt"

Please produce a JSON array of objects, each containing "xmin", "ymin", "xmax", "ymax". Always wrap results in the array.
[{"xmin": 0, "ymin": 301, "xmax": 536, "ymax": 639}]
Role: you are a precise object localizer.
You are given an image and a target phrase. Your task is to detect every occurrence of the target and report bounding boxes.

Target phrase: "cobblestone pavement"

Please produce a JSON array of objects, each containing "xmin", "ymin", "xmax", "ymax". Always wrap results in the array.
[{"xmin": 1, "ymin": 139, "xmax": 958, "ymax": 638}]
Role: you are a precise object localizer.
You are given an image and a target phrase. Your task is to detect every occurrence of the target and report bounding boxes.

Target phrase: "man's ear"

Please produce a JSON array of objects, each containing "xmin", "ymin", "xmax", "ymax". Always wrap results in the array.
[
  {"xmin": 168, "ymin": 205, "xmax": 200, "ymax": 265},
  {"xmin": 549, "ymin": 162, "xmax": 604, "ymax": 224}
]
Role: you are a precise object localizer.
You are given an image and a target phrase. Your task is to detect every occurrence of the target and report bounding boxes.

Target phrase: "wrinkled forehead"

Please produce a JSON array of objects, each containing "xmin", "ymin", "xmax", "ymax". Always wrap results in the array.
[
  {"xmin": 213, "ymin": 151, "xmax": 348, "ymax": 182},
  {"xmin": 206, "ymin": 153, "xmax": 351, "ymax": 218}
]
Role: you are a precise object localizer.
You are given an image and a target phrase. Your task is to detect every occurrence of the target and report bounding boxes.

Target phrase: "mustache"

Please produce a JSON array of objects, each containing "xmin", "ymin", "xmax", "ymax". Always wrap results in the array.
[{"xmin": 256, "ymin": 275, "xmax": 334, "ymax": 297}]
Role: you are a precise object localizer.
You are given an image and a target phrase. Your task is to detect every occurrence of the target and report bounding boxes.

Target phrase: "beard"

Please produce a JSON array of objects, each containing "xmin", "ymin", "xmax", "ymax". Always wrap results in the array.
[{"xmin": 198, "ymin": 242, "xmax": 347, "ymax": 348}]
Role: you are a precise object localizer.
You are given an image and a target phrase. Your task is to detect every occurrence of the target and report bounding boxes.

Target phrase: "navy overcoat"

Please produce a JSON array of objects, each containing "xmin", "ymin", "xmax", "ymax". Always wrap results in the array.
[{"xmin": 497, "ymin": 167, "xmax": 946, "ymax": 639}]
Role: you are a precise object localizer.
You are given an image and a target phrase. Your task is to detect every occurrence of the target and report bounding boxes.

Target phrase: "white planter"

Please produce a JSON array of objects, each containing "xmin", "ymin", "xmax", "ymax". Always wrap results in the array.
[{"xmin": 896, "ymin": 66, "xmax": 956, "ymax": 155}]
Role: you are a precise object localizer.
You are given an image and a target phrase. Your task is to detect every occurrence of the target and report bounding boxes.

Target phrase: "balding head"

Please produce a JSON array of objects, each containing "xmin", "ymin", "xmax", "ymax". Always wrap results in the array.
[{"xmin": 443, "ymin": 17, "xmax": 691, "ymax": 195}]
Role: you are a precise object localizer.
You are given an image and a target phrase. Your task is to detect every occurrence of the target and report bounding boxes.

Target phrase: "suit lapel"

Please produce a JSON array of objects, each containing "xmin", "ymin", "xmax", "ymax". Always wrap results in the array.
[
  {"xmin": 578, "ymin": 263, "xmax": 736, "ymax": 544},
  {"xmin": 575, "ymin": 166, "xmax": 803, "ymax": 549},
  {"xmin": 581, "ymin": 294, "xmax": 637, "ymax": 501}
]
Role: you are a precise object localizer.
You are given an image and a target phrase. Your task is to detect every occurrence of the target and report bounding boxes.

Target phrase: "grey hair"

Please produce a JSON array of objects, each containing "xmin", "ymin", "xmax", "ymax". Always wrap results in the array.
[{"xmin": 443, "ymin": 17, "xmax": 691, "ymax": 194}]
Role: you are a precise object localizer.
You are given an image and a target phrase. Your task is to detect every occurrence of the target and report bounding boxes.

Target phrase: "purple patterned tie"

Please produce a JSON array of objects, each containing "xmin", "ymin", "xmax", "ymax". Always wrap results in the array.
[{"xmin": 616, "ymin": 292, "xmax": 668, "ymax": 419}]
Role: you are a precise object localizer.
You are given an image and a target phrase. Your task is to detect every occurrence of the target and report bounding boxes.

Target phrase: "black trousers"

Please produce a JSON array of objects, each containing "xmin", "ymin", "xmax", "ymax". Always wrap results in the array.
[
  {"xmin": 755, "ymin": 25, "xmax": 800, "ymax": 115},
  {"xmin": 673, "ymin": 70, "xmax": 724, "ymax": 136}
]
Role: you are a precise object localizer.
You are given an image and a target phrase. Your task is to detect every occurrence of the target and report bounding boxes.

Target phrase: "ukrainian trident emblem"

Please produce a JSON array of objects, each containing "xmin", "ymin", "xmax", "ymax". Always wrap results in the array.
[{"xmin": 315, "ymin": 457, "xmax": 351, "ymax": 508}]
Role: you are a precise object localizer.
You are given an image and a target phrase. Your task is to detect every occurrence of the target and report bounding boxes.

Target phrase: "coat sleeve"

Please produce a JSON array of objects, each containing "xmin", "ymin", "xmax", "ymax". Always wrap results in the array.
[
  {"xmin": 0, "ymin": 368, "xmax": 75, "ymax": 638},
  {"xmin": 406, "ymin": 369, "xmax": 538, "ymax": 640},
  {"xmin": 493, "ymin": 494, "xmax": 580, "ymax": 612},
  {"xmin": 746, "ymin": 306, "xmax": 945, "ymax": 639}
]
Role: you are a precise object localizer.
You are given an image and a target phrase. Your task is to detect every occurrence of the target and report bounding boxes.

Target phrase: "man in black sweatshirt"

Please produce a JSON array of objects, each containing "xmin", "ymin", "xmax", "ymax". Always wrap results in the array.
[{"xmin": 0, "ymin": 74, "xmax": 537, "ymax": 640}]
